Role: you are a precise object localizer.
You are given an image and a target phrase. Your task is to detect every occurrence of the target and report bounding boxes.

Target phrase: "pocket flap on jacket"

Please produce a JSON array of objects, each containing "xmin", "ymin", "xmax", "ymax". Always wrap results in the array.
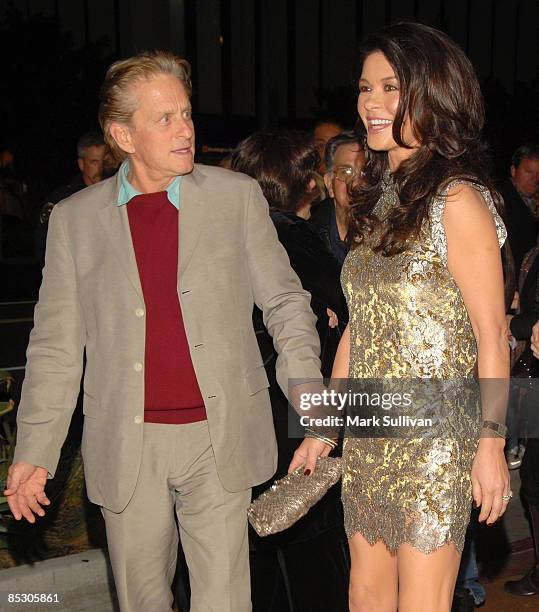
[{"xmin": 246, "ymin": 366, "xmax": 270, "ymax": 396}]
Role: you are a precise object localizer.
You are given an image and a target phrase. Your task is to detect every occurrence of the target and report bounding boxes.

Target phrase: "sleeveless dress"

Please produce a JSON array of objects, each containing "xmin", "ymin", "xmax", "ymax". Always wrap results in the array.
[{"xmin": 341, "ymin": 176, "xmax": 506, "ymax": 553}]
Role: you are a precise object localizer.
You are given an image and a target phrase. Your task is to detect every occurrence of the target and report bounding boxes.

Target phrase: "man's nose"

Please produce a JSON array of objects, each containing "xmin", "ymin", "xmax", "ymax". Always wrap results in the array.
[{"xmin": 175, "ymin": 118, "xmax": 193, "ymax": 139}]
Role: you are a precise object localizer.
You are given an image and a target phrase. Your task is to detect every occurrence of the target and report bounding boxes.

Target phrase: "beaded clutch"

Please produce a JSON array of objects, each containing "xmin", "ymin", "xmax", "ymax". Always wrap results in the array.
[{"xmin": 247, "ymin": 457, "xmax": 343, "ymax": 537}]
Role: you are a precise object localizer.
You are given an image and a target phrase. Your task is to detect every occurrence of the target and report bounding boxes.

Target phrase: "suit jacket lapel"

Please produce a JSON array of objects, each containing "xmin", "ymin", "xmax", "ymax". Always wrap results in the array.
[
  {"xmin": 98, "ymin": 175, "xmax": 143, "ymax": 298},
  {"xmin": 178, "ymin": 168, "xmax": 206, "ymax": 278}
]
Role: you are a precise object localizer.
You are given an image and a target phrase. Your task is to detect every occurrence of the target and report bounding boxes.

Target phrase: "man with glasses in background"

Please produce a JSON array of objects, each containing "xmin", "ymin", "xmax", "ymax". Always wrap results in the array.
[{"xmin": 310, "ymin": 131, "xmax": 365, "ymax": 265}]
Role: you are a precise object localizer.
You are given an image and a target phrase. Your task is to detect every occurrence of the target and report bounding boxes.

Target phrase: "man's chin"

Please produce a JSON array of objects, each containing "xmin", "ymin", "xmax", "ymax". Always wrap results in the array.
[{"xmin": 176, "ymin": 161, "xmax": 194, "ymax": 176}]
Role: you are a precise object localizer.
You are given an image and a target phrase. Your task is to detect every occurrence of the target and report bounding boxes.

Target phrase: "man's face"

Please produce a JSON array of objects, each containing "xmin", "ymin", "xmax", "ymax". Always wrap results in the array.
[
  {"xmin": 324, "ymin": 143, "xmax": 366, "ymax": 209},
  {"xmin": 511, "ymin": 157, "xmax": 539, "ymax": 196},
  {"xmin": 314, "ymin": 122, "xmax": 342, "ymax": 173},
  {"xmin": 121, "ymin": 74, "xmax": 195, "ymax": 182},
  {"xmin": 78, "ymin": 145, "xmax": 106, "ymax": 186}
]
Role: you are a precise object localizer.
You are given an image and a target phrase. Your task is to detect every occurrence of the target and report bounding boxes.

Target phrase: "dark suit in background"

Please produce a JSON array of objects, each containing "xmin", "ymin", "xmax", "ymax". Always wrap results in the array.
[
  {"xmin": 499, "ymin": 179, "xmax": 538, "ymax": 275},
  {"xmin": 310, "ymin": 197, "xmax": 349, "ymax": 267}
]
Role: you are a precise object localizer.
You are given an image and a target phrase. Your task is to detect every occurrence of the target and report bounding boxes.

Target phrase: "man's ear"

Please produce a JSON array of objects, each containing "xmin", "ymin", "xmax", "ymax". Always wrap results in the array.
[
  {"xmin": 323, "ymin": 172, "xmax": 334, "ymax": 198},
  {"xmin": 77, "ymin": 158, "xmax": 84, "ymax": 173},
  {"xmin": 109, "ymin": 123, "xmax": 135, "ymax": 155},
  {"xmin": 510, "ymin": 165, "xmax": 516, "ymax": 180}
]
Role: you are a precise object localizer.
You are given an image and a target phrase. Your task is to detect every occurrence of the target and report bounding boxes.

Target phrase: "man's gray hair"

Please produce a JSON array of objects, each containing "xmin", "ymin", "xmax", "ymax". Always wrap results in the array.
[
  {"xmin": 324, "ymin": 131, "xmax": 363, "ymax": 173},
  {"xmin": 98, "ymin": 50, "xmax": 192, "ymax": 162},
  {"xmin": 77, "ymin": 131, "xmax": 105, "ymax": 158}
]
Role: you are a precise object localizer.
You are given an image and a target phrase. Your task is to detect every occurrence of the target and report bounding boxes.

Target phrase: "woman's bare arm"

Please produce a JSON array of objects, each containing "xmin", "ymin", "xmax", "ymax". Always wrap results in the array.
[{"xmin": 444, "ymin": 183, "xmax": 510, "ymax": 525}]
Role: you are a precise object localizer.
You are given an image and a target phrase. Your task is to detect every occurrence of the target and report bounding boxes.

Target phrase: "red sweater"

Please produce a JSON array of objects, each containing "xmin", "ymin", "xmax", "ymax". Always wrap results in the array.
[{"xmin": 127, "ymin": 191, "xmax": 206, "ymax": 424}]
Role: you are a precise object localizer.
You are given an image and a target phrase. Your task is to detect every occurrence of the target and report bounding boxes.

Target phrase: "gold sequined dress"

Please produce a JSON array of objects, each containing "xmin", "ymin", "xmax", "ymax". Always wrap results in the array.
[{"xmin": 341, "ymin": 176, "xmax": 506, "ymax": 553}]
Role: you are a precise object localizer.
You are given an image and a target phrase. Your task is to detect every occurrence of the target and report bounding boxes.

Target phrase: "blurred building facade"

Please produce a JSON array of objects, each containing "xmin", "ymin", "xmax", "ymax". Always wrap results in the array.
[{"xmin": 2, "ymin": 0, "xmax": 536, "ymax": 126}]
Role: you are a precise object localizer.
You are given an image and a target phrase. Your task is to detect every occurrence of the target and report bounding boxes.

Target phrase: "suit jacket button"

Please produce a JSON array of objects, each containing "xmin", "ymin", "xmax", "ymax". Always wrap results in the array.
[
  {"xmin": 135, "ymin": 308, "xmax": 145, "ymax": 318},
  {"xmin": 133, "ymin": 362, "xmax": 143, "ymax": 372},
  {"xmin": 134, "ymin": 415, "xmax": 143, "ymax": 424}
]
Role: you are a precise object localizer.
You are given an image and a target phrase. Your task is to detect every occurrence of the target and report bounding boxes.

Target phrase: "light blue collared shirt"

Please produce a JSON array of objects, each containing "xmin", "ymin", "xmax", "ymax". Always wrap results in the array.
[{"xmin": 116, "ymin": 160, "xmax": 182, "ymax": 208}]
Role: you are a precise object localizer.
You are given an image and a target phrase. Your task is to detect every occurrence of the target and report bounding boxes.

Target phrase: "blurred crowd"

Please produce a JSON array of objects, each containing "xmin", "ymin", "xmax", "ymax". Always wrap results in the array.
[{"xmin": 0, "ymin": 134, "xmax": 119, "ymax": 262}]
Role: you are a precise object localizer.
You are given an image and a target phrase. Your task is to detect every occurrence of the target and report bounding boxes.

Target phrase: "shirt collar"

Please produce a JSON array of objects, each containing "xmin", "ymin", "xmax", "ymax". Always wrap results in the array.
[{"xmin": 116, "ymin": 160, "xmax": 182, "ymax": 209}]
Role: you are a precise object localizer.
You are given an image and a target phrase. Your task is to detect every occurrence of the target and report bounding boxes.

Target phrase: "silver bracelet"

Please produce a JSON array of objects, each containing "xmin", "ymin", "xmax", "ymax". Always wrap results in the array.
[{"xmin": 305, "ymin": 428, "xmax": 338, "ymax": 449}]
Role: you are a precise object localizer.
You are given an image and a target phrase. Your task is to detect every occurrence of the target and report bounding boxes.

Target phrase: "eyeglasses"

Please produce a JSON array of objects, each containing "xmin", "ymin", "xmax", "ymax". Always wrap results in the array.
[{"xmin": 332, "ymin": 165, "xmax": 359, "ymax": 182}]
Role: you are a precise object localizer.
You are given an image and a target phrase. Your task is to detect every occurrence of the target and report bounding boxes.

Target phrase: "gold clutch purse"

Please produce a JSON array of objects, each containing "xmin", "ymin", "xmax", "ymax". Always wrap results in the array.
[{"xmin": 247, "ymin": 457, "xmax": 343, "ymax": 537}]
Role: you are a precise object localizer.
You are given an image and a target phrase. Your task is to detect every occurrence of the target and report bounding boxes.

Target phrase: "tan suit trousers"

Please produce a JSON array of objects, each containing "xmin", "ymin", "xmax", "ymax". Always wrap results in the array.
[{"xmin": 102, "ymin": 421, "xmax": 252, "ymax": 612}]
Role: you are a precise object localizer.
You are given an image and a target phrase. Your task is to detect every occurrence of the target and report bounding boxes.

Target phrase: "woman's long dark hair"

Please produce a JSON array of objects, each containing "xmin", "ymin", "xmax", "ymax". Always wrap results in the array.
[
  {"xmin": 350, "ymin": 22, "xmax": 500, "ymax": 255},
  {"xmin": 228, "ymin": 130, "xmax": 319, "ymax": 213}
]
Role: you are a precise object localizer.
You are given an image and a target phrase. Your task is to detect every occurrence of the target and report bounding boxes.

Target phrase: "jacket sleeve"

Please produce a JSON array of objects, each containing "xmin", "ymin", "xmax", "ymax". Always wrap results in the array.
[
  {"xmin": 510, "ymin": 313, "xmax": 539, "ymax": 341},
  {"xmin": 511, "ymin": 257, "xmax": 539, "ymax": 340},
  {"xmin": 280, "ymin": 223, "xmax": 346, "ymax": 320},
  {"xmin": 243, "ymin": 180, "xmax": 322, "ymax": 396},
  {"xmin": 13, "ymin": 204, "xmax": 85, "ymax": 477}
]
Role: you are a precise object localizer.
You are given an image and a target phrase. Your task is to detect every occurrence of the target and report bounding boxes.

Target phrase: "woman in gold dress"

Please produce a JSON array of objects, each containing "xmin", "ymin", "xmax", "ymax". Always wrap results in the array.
[{"xmin": 290, "ymin": 22, "xmax": 511, "ymax": 612}]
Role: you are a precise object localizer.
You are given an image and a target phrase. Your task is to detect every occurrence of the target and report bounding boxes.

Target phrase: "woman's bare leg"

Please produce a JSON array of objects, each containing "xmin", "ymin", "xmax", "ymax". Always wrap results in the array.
[
  {"xmin": 397, "ymin": 542, "xmax": 461, "ymax": 612},
  {"xmin": 348, "ymin": 532, "xmax": 398, "ymax": 612}
]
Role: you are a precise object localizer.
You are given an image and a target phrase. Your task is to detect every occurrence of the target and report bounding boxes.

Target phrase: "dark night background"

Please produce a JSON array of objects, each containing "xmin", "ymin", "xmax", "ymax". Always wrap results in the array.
[{"xmin": 0, "ymin": 0, "xmax": 538, "ymax": 222}]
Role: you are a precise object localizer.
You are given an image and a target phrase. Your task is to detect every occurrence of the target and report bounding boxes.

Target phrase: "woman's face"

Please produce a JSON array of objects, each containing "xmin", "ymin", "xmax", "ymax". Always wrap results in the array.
[{"xmin": 357, "ymin": 51, "xmax": 418, "ymax": 170}]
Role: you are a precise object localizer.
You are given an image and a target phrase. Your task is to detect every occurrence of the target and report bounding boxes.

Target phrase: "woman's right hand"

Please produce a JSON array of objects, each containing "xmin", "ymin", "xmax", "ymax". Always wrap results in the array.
[{"xmin": 288, "ymin": 437, "xmax": 331, "ymax": 476}]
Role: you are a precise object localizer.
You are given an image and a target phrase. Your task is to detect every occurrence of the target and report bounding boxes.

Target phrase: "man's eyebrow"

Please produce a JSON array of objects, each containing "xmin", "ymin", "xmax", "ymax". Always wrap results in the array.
[{"xmin": 152, "ymin": 105, "xmax": 192, "ymax": 117}]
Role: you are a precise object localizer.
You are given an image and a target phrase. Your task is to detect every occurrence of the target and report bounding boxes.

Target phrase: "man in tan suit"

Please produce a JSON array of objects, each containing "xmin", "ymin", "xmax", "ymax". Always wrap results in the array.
[{"xmin": 6, "ymin": 52, "xmax": 330, "ymax": 611}]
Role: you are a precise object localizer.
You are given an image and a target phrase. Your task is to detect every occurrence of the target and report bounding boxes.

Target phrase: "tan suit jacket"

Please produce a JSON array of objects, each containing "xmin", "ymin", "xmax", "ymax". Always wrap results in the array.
[{"xmin": 14, "ymin": 165, "xmax": 321, "ymax": 512}]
